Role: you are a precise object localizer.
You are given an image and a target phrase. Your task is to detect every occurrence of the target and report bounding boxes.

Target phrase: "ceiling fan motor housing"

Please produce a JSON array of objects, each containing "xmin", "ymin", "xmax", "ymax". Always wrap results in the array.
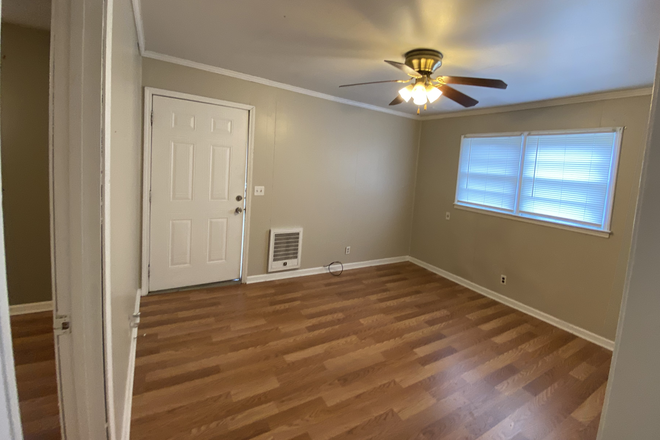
[{"xmin": 404, "ymin": 48, "xmax": 443, "ymax": 75}]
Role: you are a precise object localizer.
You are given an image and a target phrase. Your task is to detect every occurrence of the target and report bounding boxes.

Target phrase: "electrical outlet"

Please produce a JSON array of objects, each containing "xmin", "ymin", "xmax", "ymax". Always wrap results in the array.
[
  {"xmin": 501, "ymin": 275, "xmax": 507, "ymax": 285},
  {"xmin": 254, "ymin": 186, "xmax": 265, "ymax": 196},
  {"xmin": 445, "ymin": 212, "xmax": 451, "ymax": 220},
  {"xmin": 345, "ymin": 246, "xmax": 351, "ymax": 255}
]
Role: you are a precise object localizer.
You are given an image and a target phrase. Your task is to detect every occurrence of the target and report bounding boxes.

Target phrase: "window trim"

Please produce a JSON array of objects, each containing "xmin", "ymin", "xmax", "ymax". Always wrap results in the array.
[{"xmin": 454, "ymin": 127, "xmax": 624, "ymax": 237}]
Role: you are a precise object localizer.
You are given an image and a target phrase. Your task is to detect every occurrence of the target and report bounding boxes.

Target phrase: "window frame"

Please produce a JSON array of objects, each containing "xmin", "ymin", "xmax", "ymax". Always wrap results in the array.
[{"xmin": 453, "ymin": 127, "xmax": 624, "ymax": 237}]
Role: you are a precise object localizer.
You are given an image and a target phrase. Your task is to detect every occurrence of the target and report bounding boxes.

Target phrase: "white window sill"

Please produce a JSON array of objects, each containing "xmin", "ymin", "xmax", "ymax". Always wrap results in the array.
[{"xmin": 453, "ymin": 204, "xmax": 612, "ymax": 238}]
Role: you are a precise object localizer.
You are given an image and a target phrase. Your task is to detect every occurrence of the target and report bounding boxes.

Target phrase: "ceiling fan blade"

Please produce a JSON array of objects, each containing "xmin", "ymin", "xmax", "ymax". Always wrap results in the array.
[
  {"xmin": 439, "ymin": 76, "xmax": 508, "ymax": 89},
  {"xmin": 339, "ymin": 79, "xmax": 408, "ymax": 88},
  {"xmin": 389, "ymin": 95, "xmax": 405, "ymax": 106},
  {"xmin": 384, "ymin": 60, "xmax": 422, "ymax": 78},
  {"xmin": 438, "ymin": 85, "xmax": 479, "ymax": 108}
]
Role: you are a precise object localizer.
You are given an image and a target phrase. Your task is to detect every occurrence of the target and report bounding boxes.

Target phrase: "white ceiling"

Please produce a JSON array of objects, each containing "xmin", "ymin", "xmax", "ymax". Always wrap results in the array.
[
  {"xmin": 3, "ymin": 0, "xmax": 658, "ymax": 115},
  {"xmin": 2, "ymin": 0, "xmax": 51, "ymax": 30},
  {"xmin": 140, "ymin": 0, "xmax": 660, "ymax": 115}
]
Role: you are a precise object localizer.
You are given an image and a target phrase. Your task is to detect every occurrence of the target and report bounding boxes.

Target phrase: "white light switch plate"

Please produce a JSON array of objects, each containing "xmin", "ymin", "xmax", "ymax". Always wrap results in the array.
[{"xmin": 254, "ymin": 186, "xmax": 265, "ymax": 196}]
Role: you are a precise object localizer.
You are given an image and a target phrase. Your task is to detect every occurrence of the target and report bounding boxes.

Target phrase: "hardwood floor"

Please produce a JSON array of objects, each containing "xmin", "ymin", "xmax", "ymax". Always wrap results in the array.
[
  {"xmin": 131, "ymin": 262, "xmax": 611, "ymax": 440},
  {"xmin": 11, "ymin": 311, "xmax": 61, "ymax": 440}
]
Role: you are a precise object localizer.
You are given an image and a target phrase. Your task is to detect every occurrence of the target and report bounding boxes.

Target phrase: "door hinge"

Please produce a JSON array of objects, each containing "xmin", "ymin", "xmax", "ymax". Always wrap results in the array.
[
  {"xmin": 54, "ymin": 315, "xmax": 71, "ymax": 336},
  {"xmin": 130, "ymin": 312, "xmax": 141, "ymax": 329},
  {"xmin": 150, "ymin": 110, "xmax": 154, "ymax": 126},
  {"xmin": 148, "ymin": 264, "xmax": 151, "ymax": 278}
]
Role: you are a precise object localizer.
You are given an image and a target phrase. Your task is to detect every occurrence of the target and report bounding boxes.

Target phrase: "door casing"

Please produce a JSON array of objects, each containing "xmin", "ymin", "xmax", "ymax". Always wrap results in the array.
[
  {"xmin": 49, "ymin": 0, "xmax": 115, "ymax": 437},
  {"xmin": 141, "ymin": 88, "xmax": 256, "ymax": 295}
]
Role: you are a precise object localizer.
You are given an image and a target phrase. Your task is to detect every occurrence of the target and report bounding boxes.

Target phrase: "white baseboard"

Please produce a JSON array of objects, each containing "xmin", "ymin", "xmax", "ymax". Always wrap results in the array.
[
  {"xmin": 407, "ymin": 257, "xmax": 615, "ymax": 351},
  {"xmin": 245, "ymin": 256, "xmax": 409, "ymax": 284},
  {"xmin": 121, "ymin": 329, "xmax": 138, "ymax": 440},
  {"xmin": 121, "ymin": 290, "xmax": 141, "ymax": 440},
  {"xmin": 9, "ymin": 301, "xmax": 53, "ymax": 316}
]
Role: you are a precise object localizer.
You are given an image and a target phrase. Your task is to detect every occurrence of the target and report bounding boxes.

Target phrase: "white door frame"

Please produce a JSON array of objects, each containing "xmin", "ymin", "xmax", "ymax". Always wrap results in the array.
[
  {"xmin": 141, "ymin": 87, "xmax": 256, "ymax": 295},
  {"xmin": 0, "ymin": 0, "xmax": 115, "ymax": 437},
  {"xmin": 49, "ymin": 0, "xmax": 114, "ymax": 437}
]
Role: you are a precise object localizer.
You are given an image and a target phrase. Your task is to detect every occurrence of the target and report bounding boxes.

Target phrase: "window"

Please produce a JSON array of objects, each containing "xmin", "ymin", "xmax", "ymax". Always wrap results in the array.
[
  {"xmin": 456, "ymin": 135, "xmax": 523, "ymax": 212},
  {"xmin": 455, "ymin": 128, "xmax": 622, "ymax": 234}
]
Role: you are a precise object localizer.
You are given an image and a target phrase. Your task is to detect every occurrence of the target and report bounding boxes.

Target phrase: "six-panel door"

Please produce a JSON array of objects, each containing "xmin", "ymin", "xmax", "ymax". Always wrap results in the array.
[{"xmin": 149, "ymin": 95, "xmax": 248, "ymax": 291}]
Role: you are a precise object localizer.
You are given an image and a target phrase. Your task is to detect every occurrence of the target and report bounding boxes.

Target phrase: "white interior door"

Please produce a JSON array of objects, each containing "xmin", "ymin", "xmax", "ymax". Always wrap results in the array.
[{"xmin": 149, "ymin": 95, "xmax": 248, "ymax": 291}]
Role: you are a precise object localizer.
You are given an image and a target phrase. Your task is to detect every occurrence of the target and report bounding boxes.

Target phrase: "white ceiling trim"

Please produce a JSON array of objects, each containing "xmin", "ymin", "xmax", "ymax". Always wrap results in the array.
[
  {"xmin": 131, "ymin": 0, "xmax": 146, "ymax": 54},
  {"xmin": 130, "ymin": 0, "xmax": 415, "ymax": 119},
  {"xmin": 141, "ymin": 51, "xmax": 418, "ymax": 120},
  {"xmin": 420, "ymin": 86, "xmax": 653, "ymax": 121}
]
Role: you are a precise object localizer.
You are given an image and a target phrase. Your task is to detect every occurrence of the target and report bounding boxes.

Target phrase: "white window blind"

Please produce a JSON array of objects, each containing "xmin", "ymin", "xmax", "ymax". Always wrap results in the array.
[
  {"xmin": 455, "ymin": 128, "xmax": 622, "ymax": 234},
  {"xmin": 455, "ymin": 136, "xmax": 523, "ymax": 212},
  {"xmin": 520, "ymin": 132, "xmax": 618, "ymax": 228}
]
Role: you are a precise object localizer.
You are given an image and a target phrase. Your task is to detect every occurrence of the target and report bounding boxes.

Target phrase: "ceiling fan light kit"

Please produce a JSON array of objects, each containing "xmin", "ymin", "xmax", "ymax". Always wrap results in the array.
[
  {"xmin": 339, "ymin": 47, "xmax": 508, "ymax": 114},
  {"xmin": 411, "ymin": 81, "xmax": 428, "ymax": 105},
  {"xmin": 399, "ymin": 78, "xmax": 444, "ymax": 105}
]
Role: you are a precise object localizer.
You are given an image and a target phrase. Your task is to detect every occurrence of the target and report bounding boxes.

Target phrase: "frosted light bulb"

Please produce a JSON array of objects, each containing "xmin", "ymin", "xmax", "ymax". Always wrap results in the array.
[
  {"xmin": 426, "ymin": 85, "xmax": 442, "ymax": 103},
  {"xmin": 411, "ymin": 82, "xmax": 427, "ymax": 105},
  {"xmin": 398, "ymin": 85, "xmax": 413, "ymax": 102}
]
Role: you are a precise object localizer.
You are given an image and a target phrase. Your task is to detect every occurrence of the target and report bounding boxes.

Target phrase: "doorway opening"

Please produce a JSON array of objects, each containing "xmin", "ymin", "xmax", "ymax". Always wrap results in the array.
[{"xmin": 1, "ymin": 8, "xmax": 62, "ymax": 439}]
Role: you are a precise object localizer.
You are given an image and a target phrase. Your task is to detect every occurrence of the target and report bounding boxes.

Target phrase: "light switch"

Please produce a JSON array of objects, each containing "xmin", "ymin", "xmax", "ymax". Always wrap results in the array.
[{"xmin": 254, "ymin": 186, "xmax": 265, "ymax": 196}]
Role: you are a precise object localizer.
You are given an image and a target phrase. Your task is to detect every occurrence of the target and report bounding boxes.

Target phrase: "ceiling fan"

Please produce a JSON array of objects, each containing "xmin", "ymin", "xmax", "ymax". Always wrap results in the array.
[{"xmin": 339, "ymin": 48, "xmax": 507, "ymax": 114}]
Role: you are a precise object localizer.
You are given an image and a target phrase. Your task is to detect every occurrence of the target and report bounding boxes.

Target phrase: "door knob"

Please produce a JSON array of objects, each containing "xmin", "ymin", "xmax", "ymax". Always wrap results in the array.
[
  {"xmin": 236, "ymin": 195, "xmax": 243, "ymax": 201},
  {"xmin": 235, "ymin": 207, "xmax": 243, "ymax": 214}
]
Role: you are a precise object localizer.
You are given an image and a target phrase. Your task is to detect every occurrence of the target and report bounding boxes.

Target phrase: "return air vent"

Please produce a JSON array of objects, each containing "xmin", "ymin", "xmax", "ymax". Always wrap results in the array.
[{"xmin": 268, "ymin": 228, "xmax": 303, "ymax": 273}]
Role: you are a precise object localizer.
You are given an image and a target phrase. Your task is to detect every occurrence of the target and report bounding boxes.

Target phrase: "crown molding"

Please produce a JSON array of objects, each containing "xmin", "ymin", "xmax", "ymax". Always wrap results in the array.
[
  {"xmin": 131, "ymin": 0, "xmax": 146, "ymax": 55},
  {"xmin": 141, "ymin": 51, "xmax": 419, "ymax": 120},
  {"xmin": 420, "ymin": 86, "xmax": 653, "ymax": 121}
]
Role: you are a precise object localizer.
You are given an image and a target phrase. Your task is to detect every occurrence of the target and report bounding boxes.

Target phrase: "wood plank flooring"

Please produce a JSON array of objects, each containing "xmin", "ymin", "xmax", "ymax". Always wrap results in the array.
[
  {"xmin": 131, "ymin": 262, "xmax": 611, "ymax": 440},
  {"xmin": 11, "ymin": 311, "xmax": 61, "ymax": 440}
]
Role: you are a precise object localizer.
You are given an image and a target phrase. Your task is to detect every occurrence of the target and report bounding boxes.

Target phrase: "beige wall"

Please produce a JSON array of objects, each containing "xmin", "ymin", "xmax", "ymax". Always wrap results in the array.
[
  {"xmin": 141, "ymin": 57, "xmax": 646, "ymax": 341},
  {"xmin": 0, "ymin": 23, "xmax": 52, "ymax": 306},
  {"xmin": 109, "ymin": 0, "xmax": 143, "ymax": 434},
  {"xmin": 411, "ymin": 96, "xmax": 651, "ymax": 341},
  {"xmin": 143, "ymin": 58, "xmax": 421, "ymax": 276}
]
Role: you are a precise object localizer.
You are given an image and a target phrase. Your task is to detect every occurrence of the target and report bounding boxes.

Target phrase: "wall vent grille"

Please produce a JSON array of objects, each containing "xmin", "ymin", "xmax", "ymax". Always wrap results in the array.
[{"xmin": 268, "ymin": 228, "xmax": 303, "ymax": 272}]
